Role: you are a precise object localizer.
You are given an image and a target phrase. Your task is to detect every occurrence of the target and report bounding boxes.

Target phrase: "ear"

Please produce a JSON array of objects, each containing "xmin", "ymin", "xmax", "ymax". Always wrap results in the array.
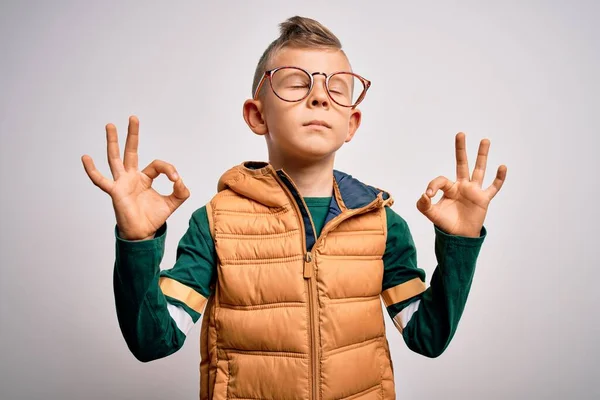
[
  {"xmin": 345, "ymin": 108, "xmax": 362, "ymax": 142},
  {"xmin": 243, "ymin": 99, "xmax": 268, "ymax": 136}
]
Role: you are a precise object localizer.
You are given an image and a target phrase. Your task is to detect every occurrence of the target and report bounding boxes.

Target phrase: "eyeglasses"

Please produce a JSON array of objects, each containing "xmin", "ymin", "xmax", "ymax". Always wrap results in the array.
[{"xmin": 253, "ymin": 66, "xmax": 371, "ymax": 108}]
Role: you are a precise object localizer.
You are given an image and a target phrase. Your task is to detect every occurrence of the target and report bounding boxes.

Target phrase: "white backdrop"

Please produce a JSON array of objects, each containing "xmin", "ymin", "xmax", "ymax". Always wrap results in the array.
[{"xmin": 1, "ymin": 1, "xmax": 598, "ymax": 399}]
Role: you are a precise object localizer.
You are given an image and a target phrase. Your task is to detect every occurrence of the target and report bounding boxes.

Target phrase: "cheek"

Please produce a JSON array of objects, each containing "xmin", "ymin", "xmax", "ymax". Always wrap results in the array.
[
  {"xmin": 332, "ymin": 112, "xmax": 352, "ymax": 133},
  {"xmin": 266, "ymin": 106, "xmax": 301, "ymax": 134},
  {"xmin": 334, "ymin": 127, "xmax": 350, "ymax": 142}
]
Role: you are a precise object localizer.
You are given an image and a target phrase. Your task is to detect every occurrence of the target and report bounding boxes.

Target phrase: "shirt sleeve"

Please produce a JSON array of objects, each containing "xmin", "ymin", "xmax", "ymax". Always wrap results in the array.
[
  {"xmin": 381, "ymin": 206, "xmax": 486, "ymax": 358},
  {"xmin": 113, "ymin": 206, "xmax": 216, "ymax": 362}
]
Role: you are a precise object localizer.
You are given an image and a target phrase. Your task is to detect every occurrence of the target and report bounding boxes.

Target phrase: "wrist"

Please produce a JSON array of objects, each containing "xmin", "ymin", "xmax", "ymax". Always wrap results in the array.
[
  {"xmin": 435, "ymin": 224, "xmax": 483, "ymax": 238},
  {"xmin": 138, "ymin": 233, "xmax": 156, "ymax": 241},
  {"xmin": 457, "ymin": 230, "xmax": 481, "ymax": 238},
  {"xmin": 117, "ymin": 228, "xmax": 156, "ymax": 241}
]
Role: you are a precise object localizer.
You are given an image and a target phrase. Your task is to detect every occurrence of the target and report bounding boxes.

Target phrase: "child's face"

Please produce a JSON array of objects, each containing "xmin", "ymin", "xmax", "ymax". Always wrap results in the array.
[{"xmin": 244, "ymin": 47, "xmax": 362, "ymax": 166}]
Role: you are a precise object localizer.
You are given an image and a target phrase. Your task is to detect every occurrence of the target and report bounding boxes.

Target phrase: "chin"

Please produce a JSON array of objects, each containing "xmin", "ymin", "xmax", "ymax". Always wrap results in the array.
[{"xmin": 287, "ymin": 143, "xmax": 342, "ymax": 163}]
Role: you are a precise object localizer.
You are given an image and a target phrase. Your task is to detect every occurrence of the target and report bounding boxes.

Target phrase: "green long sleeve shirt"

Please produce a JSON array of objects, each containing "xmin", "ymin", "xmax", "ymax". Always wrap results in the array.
[{"xmin": 113, "ymin": 197, "xmax": 486, "ymax": 362}]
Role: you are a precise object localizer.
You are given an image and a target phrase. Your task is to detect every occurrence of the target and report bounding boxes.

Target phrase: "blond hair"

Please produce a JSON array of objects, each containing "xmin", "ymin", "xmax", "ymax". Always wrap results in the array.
[{"xmin": 251, "ymin": 16, "xmax": 343, "ymax": 96}]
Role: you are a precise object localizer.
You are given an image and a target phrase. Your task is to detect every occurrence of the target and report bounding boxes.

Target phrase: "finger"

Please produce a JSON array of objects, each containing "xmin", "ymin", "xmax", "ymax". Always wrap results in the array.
[
  {"xmin": 141, "ymin": 159, "xmax": 179, "ymax": 182},
  {"xmin": 164, "ymin": 177, "xmax": 191, "ymax": 212},
  {"xmin": 426, "ymin": 176, "xmax": 454, "ymax": 199},
  {"xmin": 416, "ymin": 192, "xmax": 434, "ymax": 216},
  {"xmin": 81, "ymin": 155, "xmax": 114, "ymax": 193},
  {"xmin": 471, "ymin": 139, "xmax": 490, "ymax": 186},
  {"xmin": 123, "ymin": 115, "xmax": 139, "ymax": 171},
  {"xmin": 106, "ymin": 123, "xmax": 125, "ymax": 179},
  {"xmin": 484, "ymin": 165, "xmax": 507, "ymax": 199},
  {"xmin": 455, "ymin": 132, "xmax": 470, "ymax": 181}
]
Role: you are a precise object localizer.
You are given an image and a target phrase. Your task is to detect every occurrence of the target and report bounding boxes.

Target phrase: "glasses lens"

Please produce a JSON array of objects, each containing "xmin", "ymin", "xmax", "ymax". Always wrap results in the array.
[
  {"xmin": 271, "ymin": 67, "xmax": 311, "ymax": 101},
  {"xmin": 328, "ymin": 73, "xmax": 366, "ymax": 107}
]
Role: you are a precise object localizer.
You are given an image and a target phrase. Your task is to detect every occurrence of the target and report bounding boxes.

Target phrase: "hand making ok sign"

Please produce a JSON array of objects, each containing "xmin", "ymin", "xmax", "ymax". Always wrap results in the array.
[
  {"xmin": 81, "ymin": 116, "xmax": 190, "ymax": 241},
  {"xmin": 416, "ymin": 132, "xmax": 507, "ymax": 238}
]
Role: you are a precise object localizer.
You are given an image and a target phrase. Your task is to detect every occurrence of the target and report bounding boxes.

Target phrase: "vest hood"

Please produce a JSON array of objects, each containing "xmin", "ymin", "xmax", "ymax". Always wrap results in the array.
[{"xmin": 216, "ymin": 161, "xmax": 393, "ymax": 211}]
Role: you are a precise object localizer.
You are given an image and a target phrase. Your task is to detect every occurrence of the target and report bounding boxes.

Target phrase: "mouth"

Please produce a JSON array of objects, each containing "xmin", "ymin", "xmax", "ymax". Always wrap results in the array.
[{"xmin": 303, "ymin": 120, "xmax": 331, "ymax": 129}]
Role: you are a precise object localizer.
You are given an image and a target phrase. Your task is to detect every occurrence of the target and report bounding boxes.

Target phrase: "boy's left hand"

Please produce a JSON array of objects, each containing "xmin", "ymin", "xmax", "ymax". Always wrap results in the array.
[{"xmin": 416, "ymin": 132, "xmax": 507, "ymax": 238}]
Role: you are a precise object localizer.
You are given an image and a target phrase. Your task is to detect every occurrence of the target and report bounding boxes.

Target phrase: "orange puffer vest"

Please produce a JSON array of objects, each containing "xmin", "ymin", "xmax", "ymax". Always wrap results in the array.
[{"xmin": 200, "ymin": 162, "xmax": 396, "ymax": 400}]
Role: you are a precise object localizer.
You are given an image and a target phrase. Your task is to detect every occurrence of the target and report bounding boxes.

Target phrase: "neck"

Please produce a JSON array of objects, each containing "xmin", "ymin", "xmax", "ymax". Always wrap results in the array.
[{"xmin": 269, "ymin": 155, "xmax": 334, "ymax": 197}]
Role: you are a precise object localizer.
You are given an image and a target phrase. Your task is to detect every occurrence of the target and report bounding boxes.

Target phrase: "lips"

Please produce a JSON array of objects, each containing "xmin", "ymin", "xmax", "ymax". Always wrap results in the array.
[{"xmin": 303, "ymin": 120, "xmax": 331, "ymax": 128}]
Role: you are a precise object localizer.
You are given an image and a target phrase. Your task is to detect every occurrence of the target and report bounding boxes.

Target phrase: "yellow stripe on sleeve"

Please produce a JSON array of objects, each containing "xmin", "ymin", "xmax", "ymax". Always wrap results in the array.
[
  {"xmin": 381, "ymin": 277, "xmax": 426, "ymax": 307},
  {"xmin": 159, "ymin": 277, "xmax": 208, "ymax": 314}
]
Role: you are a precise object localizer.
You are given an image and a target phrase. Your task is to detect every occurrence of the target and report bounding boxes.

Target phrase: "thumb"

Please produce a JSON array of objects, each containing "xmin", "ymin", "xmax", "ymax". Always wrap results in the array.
[
  {"xmin": 166, "ymin": 177, "xmax": 190, "ymax": 211},
  {"xmin": 416, "ymin": 193, "xmax": 432, "ymax": 216}
]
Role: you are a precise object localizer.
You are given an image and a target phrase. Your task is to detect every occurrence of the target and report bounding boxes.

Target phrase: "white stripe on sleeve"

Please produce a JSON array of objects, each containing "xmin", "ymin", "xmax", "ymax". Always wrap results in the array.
[
  {"xmin": 166, "ymin": 302, "xmax": 195, "ymax": 336},
  {"xmin": 392, "ymin": 299, "xmax": 421, "ymax": 333}
]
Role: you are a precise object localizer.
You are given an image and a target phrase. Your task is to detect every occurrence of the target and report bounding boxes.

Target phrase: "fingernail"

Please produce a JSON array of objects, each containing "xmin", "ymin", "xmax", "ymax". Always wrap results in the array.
[
  {"xmin": 427, "ymin": 189, "xmax": 433, "ymax": 196},
  {"xmin": 173, "ymin": 172, "xmax": 179, "ymax": 180}
]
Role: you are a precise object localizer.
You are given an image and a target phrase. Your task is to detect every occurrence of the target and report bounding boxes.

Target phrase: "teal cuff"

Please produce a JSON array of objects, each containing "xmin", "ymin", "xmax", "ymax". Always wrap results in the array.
[
  {"xmin": 433, "ymin": 224, "xmax": 487, "ymax": 248},
  {"xmin": 114, "ymin": 222, "xmax": 168, "ymax": 252}
]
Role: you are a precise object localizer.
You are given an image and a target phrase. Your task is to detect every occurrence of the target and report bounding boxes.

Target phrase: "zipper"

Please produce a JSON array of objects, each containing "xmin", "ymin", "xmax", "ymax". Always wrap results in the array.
[
  {"xmin": 273, "ymin": 170, "xmax": 320, "ymax": 400},
  {"xmin": 304, "ymin": 250, "xmax": 318, "ymax": 400},
  {"xmin": 272, "ymin": 168, "xmax": 385, "ymax": 400}
]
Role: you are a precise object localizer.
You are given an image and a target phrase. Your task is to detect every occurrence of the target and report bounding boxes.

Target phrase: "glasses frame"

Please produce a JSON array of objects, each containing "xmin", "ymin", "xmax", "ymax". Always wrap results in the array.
[{"xmin": 253, "ymin": 66, "xmax": 372, "ymax": 109}]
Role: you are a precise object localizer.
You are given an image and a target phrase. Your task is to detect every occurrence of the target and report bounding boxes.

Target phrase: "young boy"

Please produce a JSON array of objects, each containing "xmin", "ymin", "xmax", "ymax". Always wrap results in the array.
[{"xmin": 82, "ymin": 16, "xmax": 506, "ymax": 400}]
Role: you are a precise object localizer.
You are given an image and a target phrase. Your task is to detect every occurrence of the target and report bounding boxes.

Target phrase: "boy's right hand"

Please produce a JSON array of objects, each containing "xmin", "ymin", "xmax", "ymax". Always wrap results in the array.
[{"xmin": 81, "ymin": 116, "xmax": 190, "ymax": 241}]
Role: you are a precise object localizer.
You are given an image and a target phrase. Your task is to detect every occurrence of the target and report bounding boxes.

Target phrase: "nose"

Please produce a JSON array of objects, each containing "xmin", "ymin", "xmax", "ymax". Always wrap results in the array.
[{"xmin": 307, "ymin": 73, "xmax": 329, "ymax": 108}]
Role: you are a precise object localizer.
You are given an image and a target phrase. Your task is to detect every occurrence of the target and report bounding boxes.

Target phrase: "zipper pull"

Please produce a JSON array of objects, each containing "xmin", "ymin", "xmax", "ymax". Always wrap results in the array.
[{"xmin": 303, "ymin": 252, "xmax": 314, "ymax": 278}]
